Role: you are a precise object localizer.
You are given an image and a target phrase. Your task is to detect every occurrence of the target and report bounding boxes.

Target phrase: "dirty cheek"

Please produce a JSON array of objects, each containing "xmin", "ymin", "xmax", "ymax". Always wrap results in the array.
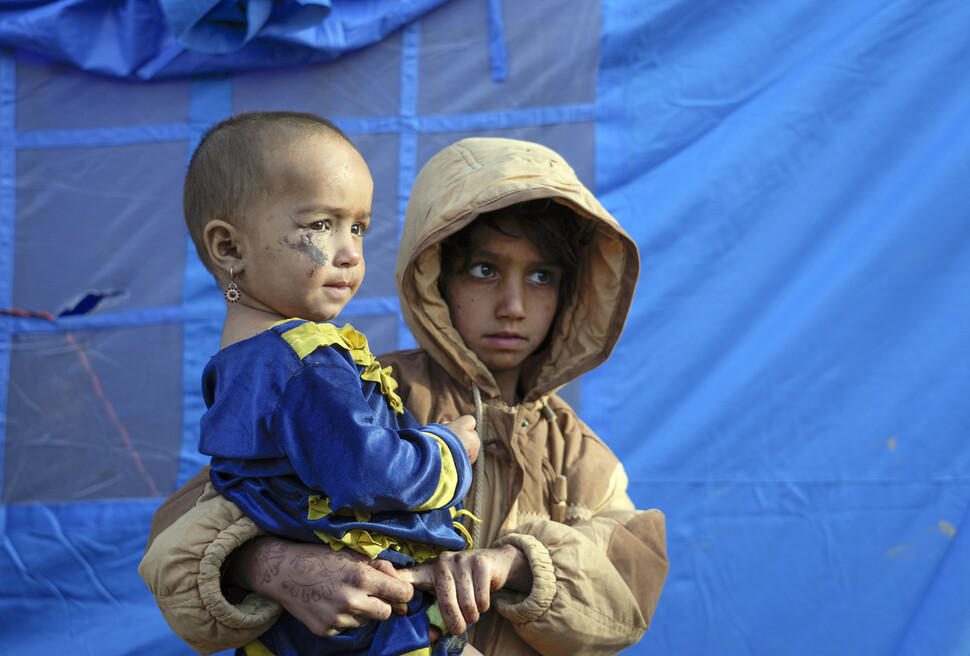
[{"xmin": 284, "ymin": 233, "xmax": 330, "ymax": 273}]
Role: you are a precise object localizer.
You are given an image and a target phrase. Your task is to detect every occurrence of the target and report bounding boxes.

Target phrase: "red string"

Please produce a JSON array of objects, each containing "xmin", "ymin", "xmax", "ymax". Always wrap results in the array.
[{"xmin": 1, "ymin": 308, "xmax": 160, "ymax": 497}]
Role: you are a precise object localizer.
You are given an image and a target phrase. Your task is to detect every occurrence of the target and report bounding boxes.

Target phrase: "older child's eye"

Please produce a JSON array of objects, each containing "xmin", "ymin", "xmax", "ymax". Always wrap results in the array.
[
  {"xmin": 468, "ymin": 263, "xmax": 494, "ymax": 279},
  {"xmin": 528, "ymin": 270, "xmax": 555, "ymax": 285}
]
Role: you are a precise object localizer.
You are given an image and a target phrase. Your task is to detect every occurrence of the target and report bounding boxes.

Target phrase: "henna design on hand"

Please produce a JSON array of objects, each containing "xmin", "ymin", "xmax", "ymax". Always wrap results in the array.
[
  {"xmin": 280, "ymin": 551, "xmax": 351, "ymax": 603},
  {"xmin": 252, "ymin": 541, "xmax": 287, "ymax": 585}
]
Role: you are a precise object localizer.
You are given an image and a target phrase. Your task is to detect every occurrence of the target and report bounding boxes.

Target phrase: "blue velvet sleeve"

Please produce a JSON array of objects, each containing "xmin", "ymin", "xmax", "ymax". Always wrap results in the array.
[{"xmin": 271, "ymin": 349, "xmax": 472, "ymax": 513}]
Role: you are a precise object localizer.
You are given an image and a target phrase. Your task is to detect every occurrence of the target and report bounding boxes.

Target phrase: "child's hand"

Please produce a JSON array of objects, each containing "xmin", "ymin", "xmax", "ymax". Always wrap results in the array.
[
  {"xmin": 443, "ymin": 414, "xmax": 479, "ymax": 464},
  {"xmin": 232, "ymin": 537, "xmax": 414, "ymax": 637},
  {"xmin": 402, "ymin": 545, "xmax": 532, "ymax": 636}
]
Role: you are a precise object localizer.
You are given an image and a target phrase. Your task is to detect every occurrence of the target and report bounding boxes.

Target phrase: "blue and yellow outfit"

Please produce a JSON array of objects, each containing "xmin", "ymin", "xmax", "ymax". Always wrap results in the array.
[{"xmin": 200, "ymin": 319, "xmax": 474, "ymax": 656}]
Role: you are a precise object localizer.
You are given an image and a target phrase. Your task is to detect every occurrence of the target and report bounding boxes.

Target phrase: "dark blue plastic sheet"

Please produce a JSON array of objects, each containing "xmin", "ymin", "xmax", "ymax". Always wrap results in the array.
[
  {"xmin": 0, "ymin": 0, "xmax": 451, "ymax": 79},
  {"xmin": 1, "ymin": 0, "xmax": 968, "ymax": 654}
]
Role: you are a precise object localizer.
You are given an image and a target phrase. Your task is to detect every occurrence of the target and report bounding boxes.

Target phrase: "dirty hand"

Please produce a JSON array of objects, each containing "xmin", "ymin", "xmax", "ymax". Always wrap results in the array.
[
  {"xmin": 228, "ymin": 536, "xmax": 413, "ymax": 637},
  {"xmin": 401, "ymin": 545, "xmax": 531, "ymax": 636},
  {"xmin": 443, "ymin": 414, "xmax": 479, "ymax": 464}
]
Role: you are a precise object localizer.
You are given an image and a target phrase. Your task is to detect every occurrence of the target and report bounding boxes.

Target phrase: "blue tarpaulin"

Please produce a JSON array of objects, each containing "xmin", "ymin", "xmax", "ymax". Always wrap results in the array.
[{"xmin": 1, "ymin": 0, "xmax": 968, "ymax": 654}]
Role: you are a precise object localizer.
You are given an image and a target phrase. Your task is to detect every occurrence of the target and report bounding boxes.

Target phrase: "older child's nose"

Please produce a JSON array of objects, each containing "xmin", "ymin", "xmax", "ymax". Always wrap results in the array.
[{"xmin": 496, "ymin": 280, "xmax": 526, "ymax": 319}]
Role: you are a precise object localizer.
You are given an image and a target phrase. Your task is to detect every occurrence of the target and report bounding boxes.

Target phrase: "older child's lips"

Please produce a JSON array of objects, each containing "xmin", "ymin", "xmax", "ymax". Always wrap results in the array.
[{"xmin": 485, "ymin": 333, "xmax": 527, "ymax": 349}]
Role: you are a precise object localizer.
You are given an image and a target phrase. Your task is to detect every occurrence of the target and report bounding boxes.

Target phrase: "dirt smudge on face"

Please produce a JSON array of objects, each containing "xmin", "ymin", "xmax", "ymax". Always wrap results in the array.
[{"xmin": 283, "ymin": 232, "xmax": 329, "ymax": 275}]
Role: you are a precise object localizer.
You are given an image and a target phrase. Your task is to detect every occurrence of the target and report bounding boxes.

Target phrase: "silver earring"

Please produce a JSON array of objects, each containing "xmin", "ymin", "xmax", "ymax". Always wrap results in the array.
[{"xmin": 224, "ymin": 266, "xmax": 241, "ymax": 303}]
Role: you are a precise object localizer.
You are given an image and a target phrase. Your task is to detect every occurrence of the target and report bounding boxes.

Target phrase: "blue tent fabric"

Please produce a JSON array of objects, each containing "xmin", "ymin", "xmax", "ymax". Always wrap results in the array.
[
  {"xmin": 1, "ymin": 0, "xmax": 969, "ymax": 653},
  {"xmin": 0, "ymin": 0, "xmax": 454, "ymax": 79},
  {"xmin": 590, "ymin": 1, "xmax": 970, "ymax": 653},
  {"xmin": 158, "ymin": 0, "xmax": 333, "ymax": 55}
]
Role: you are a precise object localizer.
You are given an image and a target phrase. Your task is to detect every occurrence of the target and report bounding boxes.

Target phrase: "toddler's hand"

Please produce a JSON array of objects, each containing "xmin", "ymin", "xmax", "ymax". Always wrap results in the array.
[{"xmin": 443, "ymin": 414, "xmax": 479, "ymax": 464}]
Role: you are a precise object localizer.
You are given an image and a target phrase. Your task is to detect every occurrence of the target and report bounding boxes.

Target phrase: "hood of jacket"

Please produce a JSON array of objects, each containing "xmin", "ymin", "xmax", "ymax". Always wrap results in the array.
[{"xmin": 396, "ymin": 137, "xmax": 640, "ymax": 403}]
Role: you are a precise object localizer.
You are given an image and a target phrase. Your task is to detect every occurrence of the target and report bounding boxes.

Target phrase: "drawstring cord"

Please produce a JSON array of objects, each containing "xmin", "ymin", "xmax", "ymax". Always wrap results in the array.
[
  {"xmin": 465, "ymin": 390, "xmax": 565, "ymax": 544},
  {"xmin": 471, "ymin": 383, "xmax": 486, "ymax": 549},
  {"xmin": 539, "ymin": 396, "xmax": 568, "ymax": 523}
]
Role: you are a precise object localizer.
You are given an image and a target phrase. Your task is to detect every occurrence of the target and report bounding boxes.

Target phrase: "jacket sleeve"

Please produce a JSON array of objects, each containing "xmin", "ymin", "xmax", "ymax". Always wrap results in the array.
[
  {"xmin": 138, "ymin": 469, "xmax": 281, "ymax": 655},
  {"xmin": 491, "ymin": 432, "xmax": 668, "ymax": 654},
  {"xmin": 265, "ymin": 361, "xmax": 471, "ymax": 513}
]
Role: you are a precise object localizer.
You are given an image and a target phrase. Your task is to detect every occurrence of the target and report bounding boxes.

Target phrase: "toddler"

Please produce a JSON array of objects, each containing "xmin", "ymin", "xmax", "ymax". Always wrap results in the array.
[{"xmin": 186, "ymin": 111, "xmax": 481, "ymax": 656}]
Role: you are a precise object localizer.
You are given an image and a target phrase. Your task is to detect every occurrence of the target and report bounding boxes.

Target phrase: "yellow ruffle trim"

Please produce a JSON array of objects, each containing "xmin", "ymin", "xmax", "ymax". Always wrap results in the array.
[
  {"xmin": 308, "ymin": 496, "xmax": 481, "ymax": 563},
  {"xmin": 277, "ymin": 320, "xmax": 404, "ymax": 415},
  {"xmin": 242, "ymin": 640, "xmax": 276, "ymax": 656},
  {"xmin": 451, "ymin": 508, "xmax": 480, "ymax": 548}
]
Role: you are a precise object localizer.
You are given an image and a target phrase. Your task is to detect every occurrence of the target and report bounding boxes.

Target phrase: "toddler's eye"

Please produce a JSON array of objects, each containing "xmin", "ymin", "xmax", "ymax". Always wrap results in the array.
[
  {"xmin": 351, "ymin": 222, "xmax": 367, "ymax": 236},
  {"xmin": 468, "ymin": 263, "xmax": 494, "ymax": 279},
  {"xmin": 308, "ymin": 220, "xmax": 330, "ymax": 231}
]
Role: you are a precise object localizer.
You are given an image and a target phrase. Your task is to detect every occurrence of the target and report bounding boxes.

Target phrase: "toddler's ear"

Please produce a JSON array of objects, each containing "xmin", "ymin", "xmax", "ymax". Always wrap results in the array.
[{"xmin": 204, "ymin": 219, "xmax": 241, "ymax": 274}]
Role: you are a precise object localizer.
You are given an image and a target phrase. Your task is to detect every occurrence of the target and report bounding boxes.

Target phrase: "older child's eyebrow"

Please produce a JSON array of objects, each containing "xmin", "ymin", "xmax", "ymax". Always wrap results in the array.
[
  {"xmin": 467, "ymin": 247, "xmax": 499, "ymax": 260},
  {"xmin": 468, "ymin": 248, "xmax": 560, "ymax": 269},
  {"xmin": 533, "ymin": 258, "xmax": 563, "ymax": 269}
]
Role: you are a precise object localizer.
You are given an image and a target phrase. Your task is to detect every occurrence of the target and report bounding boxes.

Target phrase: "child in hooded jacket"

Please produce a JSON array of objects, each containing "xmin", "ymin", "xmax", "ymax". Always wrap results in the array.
[
  {"xmin": 182, "ymin": 111, "xmax": 482, "ymax": 656},
  {"xmin": 141, "ymin": 136, "xmax": 668, "ymax": 656}
]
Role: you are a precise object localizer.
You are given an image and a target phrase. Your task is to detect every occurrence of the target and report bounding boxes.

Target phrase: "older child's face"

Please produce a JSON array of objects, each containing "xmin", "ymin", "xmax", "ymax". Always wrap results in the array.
[
  {"xmin": 238, "ymin": 134, "xmax": 373, "ymax": 323},
  {"xmin": 443, "ymin": 219, "xmax": 561, "ymax": 399}
]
